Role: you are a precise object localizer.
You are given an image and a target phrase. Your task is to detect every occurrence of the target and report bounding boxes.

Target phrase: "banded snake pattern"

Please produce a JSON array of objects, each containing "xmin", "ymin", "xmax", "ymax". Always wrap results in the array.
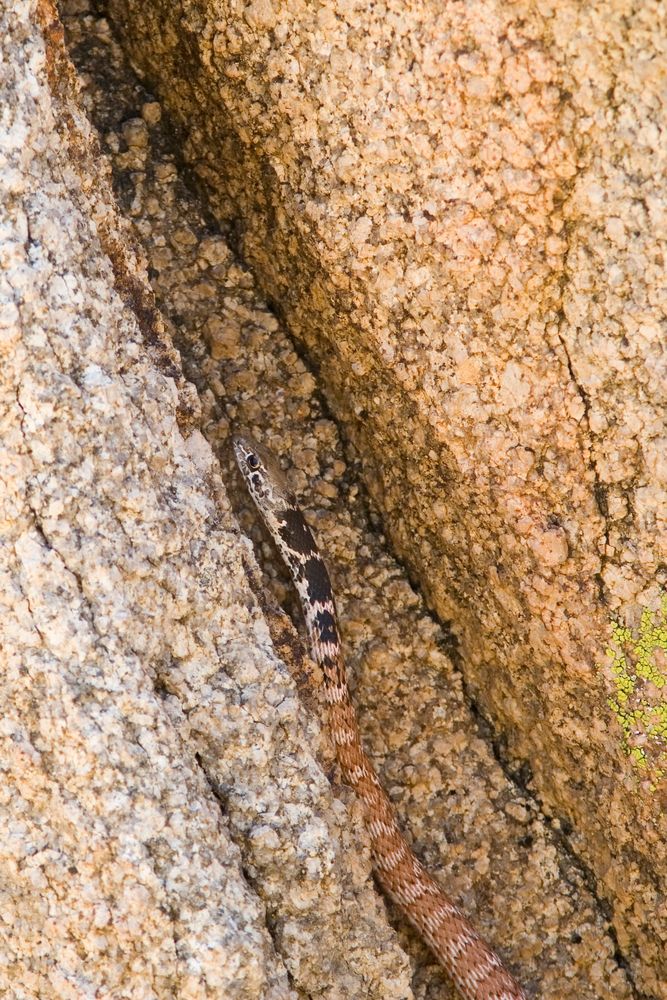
[{"xmin": 233, "ymin": 430, "xmax": 528, "ymax": 1000}]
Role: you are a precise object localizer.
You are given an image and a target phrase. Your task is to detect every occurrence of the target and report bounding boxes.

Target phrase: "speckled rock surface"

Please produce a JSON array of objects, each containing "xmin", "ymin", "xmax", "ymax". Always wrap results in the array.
[
  {"xmin": 0, "ymin": 4, "xmax": 417, "ymax": 997},
  {"xmin": 59, "ymin": 5, "xmax": 646, "ymax": 997},
  {"xmin": 97, "ymin": 1, "xmax": 667, "ymax": 993}
]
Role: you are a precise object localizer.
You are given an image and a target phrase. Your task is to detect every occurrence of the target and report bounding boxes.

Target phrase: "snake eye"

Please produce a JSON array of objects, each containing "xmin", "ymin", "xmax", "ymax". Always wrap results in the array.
[{"xmin": 246, "ymin": 453, "xmax": 260, "ymax": 471}]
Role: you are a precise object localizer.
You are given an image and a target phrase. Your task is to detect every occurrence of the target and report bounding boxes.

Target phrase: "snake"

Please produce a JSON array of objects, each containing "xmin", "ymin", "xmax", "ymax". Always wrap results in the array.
[{"xmin": 233, "ymin": 429, "xmax": 528, "ymax": 1000}]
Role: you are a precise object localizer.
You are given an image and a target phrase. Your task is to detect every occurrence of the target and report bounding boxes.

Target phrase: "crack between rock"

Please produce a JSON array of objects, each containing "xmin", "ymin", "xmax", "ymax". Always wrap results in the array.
[
  {"xmin": 192, "ymin": 750, "xmax": 306, "ymax": 996},
  {"xmin": 552, "ymin": 317, "xmax": 611, "ymax": 607},
  {"xmin": 323, "ymin": 421, "xmax": 647, "ymax": 999},
  {"xmin": 479, "ymin": 703, "xmax": 651, "ymax": 1000}
]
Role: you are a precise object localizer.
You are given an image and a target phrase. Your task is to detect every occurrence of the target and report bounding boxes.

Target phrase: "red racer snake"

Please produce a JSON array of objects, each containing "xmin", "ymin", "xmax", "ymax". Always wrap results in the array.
[{"xmin": 233, "ymin": 430, "xmax": 528, "ymax": 1000}]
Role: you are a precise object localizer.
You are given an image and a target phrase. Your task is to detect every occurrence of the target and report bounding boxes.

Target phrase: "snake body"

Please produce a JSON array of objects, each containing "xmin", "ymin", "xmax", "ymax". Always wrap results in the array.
[{"xmin": 233, "ymin": 430, "xmax": 527, "ymax": 1000}]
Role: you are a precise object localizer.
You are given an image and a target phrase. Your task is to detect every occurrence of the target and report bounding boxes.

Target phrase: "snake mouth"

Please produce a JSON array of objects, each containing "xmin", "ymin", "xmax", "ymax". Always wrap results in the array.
[
  {"xmin": 231, "ymin": 427, "xmax": 264, "ymax": 473},
  {"xmin": 231, "ymin": 428, "xmax": 295, "ymax": 504}
]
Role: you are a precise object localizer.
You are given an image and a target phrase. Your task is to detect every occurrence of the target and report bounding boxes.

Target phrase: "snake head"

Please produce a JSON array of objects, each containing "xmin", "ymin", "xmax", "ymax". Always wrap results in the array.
[{"xmin": 232, "ymin": 428, "xmax": 297, "ymax": 514}]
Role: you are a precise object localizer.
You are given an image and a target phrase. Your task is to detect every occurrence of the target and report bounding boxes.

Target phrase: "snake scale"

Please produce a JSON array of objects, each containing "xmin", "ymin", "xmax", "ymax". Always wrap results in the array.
[{"xmin": 233, "ymin": 430, "xmax": 528, "ymax": 1000}]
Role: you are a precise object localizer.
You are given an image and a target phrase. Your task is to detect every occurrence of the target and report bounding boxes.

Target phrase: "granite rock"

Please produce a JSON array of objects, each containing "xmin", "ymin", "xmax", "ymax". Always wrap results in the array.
[
  {"xmin": 99, "ymin": 0, "xmax": 667, "ymax": 993},
  {"xmin": 0, "ymin": 5, "xmax": 414, "ymax": 997}
]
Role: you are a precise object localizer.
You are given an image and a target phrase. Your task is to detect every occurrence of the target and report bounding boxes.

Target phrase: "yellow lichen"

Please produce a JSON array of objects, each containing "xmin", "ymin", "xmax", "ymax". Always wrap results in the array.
[{"xmin": 605, "ymin": 593, "xmax": 667, "ymax": 790}]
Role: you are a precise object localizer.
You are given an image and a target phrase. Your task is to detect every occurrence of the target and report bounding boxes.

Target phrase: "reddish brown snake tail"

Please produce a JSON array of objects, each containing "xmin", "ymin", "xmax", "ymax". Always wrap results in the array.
[{"xmin": 233, "ymin": 430, "xmax": 528, "ymax": 1000}]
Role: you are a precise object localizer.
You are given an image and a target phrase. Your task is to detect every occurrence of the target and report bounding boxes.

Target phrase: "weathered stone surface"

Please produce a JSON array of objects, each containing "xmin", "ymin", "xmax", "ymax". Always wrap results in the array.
[
  {"xmin": 99, "ymin": 0, "xmax": 667, "ymax": 994},
  {"xmin": 60, "ymin": 5, "xmax": 644, "ymax": 998},
  {"xmin": 0, "ymin": 5, "xmax": 416, "ymax": 997}
]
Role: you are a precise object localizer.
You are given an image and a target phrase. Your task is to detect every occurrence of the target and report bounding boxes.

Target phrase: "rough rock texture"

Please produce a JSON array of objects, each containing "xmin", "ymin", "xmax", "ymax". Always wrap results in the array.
[
  {"xmin": 63, "ymin": 6, "xmax": 640, "ymax": 999},
  {"xmin": 0, "ymin": 5, "xmax": 418, "ymax": 997},
  {"xmin": 98, "ymin": 0, "xmax": 667, "ymax": 993}
]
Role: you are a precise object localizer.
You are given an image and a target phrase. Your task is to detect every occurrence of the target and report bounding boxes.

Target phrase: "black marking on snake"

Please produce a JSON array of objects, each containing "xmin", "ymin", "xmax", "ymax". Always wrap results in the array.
[
  {"xmin": 303, "ymin": 555, "xmax": 332, "ymax": 605},
  {"xmin": 278, "ymin": 508, "xmax": 317, "ymax": 556},
  {"xmin": 314, "ymin": 607, "xmax": 338, "ymax": 646},
  {"xmin": 286, "ymin": 552, "xmax": 302, "ymax": 574}
]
